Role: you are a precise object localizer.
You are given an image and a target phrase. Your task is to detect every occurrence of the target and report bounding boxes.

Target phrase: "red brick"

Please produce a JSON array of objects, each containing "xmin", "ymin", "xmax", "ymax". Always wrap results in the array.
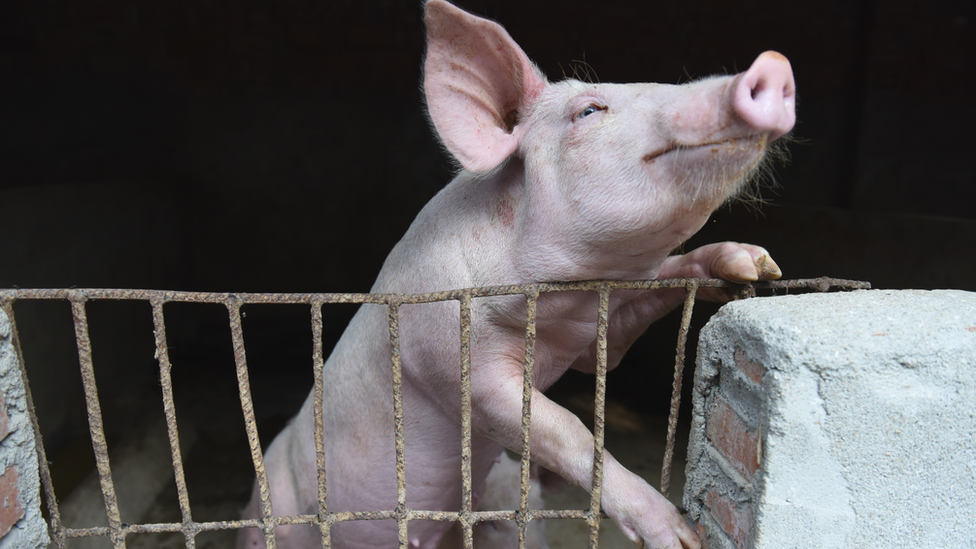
[
  {"xmin": 695, "ymin": 521, "xmax": 711, "ymax": 549},
  {"xmin": 705, "ymin": 488, "xmax": 752, "ymax": 549},
  {"xmin": 0, "ymin": 467, "xmax": 23, "ymax": 538},
  {"xmin": 734, "ymin": 347, "xmax": 766, "ymax": 385},
  {"xmin": 707, "ymin": 397, "xmax": 760, "ymax": 479}
]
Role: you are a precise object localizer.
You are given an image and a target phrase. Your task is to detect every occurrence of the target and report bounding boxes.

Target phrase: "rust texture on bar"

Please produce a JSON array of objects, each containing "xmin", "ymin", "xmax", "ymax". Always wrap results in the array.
[
  {"xmin": 227, "ymin": 297, "xmax": 278, "ymax": 549},
  {"xmin": 588, "ymin": 284, "xmax": 610, "ymax": 549},
  {"xmin": 0, "ymin": 277, "xmax": 870, "ymax": 546},
  {"xmin": 387, "ymin": 298, "xmax": 410, "ymax": 549},
  {"xmin": 150, "ymin": 297, "xmax": 199, "ymax": 548},
  {"xmin": 458, "ymin": 291, "xmax": 475, "ymax": 549},
  {"xmin": 660, "ymin": 281, "xmax": 699, "ymax": 499},
  {"xmin": 0, "ymin": 300, "xmax": 65, "ymax": 547},
  {"xmin": 519, "ymin": 289, "xmax": 539, "ymax": 549},
  {"xmin": 311, "ymin": 298, "xmax": 332, "ymax": 547},
  {"xmin": 0, "ymin": 277, "xmax": 873, "ymax": 307},
  {"xmin": 70, "ymin": 295, "xmax": 127, "ymax": 549}
]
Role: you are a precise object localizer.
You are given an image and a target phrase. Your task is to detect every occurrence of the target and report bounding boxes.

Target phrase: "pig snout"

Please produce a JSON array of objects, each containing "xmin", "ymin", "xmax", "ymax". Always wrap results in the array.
[{"xmin": 732, "ymin": 51, "xmax": 796, "ymax": 141}]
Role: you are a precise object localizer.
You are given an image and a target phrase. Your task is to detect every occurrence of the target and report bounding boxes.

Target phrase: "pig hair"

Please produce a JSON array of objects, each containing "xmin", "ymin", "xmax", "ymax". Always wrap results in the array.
[
  {"xmin": 667, "ymin": 132, "xmax": 792, "ymax": 213},
  {"xmin": 560, "ymin": 59, "xmax": 600, "ymax": 84},
  {"xmin": 725, "ymin": 136, "xmax": 794, "ymax": 212}
]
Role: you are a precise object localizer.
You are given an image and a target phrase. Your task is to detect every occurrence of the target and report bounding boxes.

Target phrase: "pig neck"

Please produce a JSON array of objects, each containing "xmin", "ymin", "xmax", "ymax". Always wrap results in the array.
[{"xmin": 493, "ymin": 159, "xmax": 675, "ymax": 284}]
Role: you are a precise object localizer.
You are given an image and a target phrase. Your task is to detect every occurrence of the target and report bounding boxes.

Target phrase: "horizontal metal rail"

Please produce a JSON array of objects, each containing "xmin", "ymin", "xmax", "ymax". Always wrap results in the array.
[{"xmin": 0, "ymin": 277, "xmax": 870, "ymax": 548}]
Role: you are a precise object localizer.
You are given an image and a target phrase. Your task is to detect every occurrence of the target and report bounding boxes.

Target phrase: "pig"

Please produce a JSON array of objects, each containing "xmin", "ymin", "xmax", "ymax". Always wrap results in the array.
[
  {"xmin": 238, "ymin": 1, "xmax": 794, "ymax": 548},
  {"xmin": 436, "ymin": 452, "xmax": 549, "ymax": 549}
]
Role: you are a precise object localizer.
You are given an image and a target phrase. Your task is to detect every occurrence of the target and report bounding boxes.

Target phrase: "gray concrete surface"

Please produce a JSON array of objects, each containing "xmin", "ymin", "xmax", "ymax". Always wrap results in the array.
[
  {"xmin": 686, "ymin": 289, "xmax": 976, "ymax": 548},
  {"xmin": 0, "ymin": 308, "xmax": 50, "ymax": 548}
]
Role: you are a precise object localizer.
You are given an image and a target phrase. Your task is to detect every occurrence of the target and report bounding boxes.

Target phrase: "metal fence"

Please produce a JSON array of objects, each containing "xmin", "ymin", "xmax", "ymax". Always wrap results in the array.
[{"xmin": 0, "ymin": 277, "xmax": 869, "ymax": 548}]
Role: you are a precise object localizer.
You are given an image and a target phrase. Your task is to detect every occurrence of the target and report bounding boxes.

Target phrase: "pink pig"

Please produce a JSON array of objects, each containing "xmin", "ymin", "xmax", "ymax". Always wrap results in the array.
[{"xmin": 239, "ymin": 1, "xmax": 794, "ymax": 548}]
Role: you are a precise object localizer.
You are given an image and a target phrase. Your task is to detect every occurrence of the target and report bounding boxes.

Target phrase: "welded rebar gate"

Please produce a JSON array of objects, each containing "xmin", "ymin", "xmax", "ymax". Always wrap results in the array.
[{"xmin": 0, "ymin": 277, "xmax": 868, "ymax": 548}]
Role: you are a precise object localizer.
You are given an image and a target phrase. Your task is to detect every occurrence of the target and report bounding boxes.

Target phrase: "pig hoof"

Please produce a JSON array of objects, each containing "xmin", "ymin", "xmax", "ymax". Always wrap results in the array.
[{"xmin": 756, "ymin": 253, "xmax": 782, "ymax": 280}]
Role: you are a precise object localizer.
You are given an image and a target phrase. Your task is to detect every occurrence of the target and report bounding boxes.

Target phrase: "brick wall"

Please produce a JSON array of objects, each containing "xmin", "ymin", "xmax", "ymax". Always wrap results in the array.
[
  {"xmin": 684, "ymin": 290, "xmax": 976, "ymax": 548},
  {"xmin": 685, "ymin": 344, "xmax": 766, "ymax": 549}
]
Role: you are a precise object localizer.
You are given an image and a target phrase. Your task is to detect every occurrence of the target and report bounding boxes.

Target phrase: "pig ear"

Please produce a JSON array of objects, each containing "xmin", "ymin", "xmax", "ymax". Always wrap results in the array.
[{"xmin": 423, "ymin": 0, "xmax": 547, "ymax": 173}]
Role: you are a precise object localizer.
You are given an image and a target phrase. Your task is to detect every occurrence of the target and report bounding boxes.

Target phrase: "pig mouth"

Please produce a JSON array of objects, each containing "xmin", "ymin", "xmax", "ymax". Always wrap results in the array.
[{"xmin": 642, "ymin": 135, "xmax": 766, "ymax": 164}]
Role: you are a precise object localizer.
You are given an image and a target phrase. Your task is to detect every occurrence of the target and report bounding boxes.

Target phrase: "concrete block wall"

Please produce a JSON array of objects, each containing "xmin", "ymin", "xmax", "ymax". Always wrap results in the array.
[
  {"xmin": 0, "ymin": 308, "xmax": 50, "ymax": 548},
  {"xmin": 684, "ymin": 289, "xmax": 976, "ymax": 548}
]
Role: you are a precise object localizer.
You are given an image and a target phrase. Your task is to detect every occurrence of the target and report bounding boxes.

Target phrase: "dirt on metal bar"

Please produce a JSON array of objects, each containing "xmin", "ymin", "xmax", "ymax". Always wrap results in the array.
[
  {"xmin": 387, "ymin": 298, "xmax": 410, "ymax": 549},
  {"xmin": 661, "ymin": 281, "xmax": 699, "ymax": 499},
  {"xmin": 519, "ymin": 288, "xmax": 539, "ymax": 549},
  {"xmin": 589, "ymin": 284, "xmax": 610, "ymax": 549},
  {"xmin": 150, "ymin": 297, "xmax": 199, "ymax": 548},
  {"xmin": 459, "ymin": 290, "xmax": 475, "ymax": 549},
  {"xmin": 0, "ymin": 300, "xmax": 65, "ymax": 546},
  {"xmin": 70, "ymin": 296, "xmax": 126, "ymax": 549},
  {"xmin": 227, "ymin": 297, "xmax": 278, "ymax": 549},
  {"xmin": 311, "ymin": 298, "xmax": 332, "ymax": 548}
]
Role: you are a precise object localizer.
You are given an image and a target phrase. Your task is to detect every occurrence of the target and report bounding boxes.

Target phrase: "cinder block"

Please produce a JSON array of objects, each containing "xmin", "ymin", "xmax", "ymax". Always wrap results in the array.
[
  {"xmin": 685, "ymin": 290, "xmax": 976, "ymax": 548},
  {"xmin": 0, "ymin": 308, "xmax": 50, "ymax": 548}
]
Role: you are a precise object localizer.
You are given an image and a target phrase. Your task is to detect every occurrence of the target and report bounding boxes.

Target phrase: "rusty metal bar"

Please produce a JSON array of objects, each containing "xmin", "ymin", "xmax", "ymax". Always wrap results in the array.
[
  {"xmin": 69, "ymin": 294, "xmax": 127, "ymax": 548},
  {"xmin": 49, "ymin": 507, "xmax": 588, "ymax": 539},
  {"xmin": 588, "ymin": 284, "xmax": 611, "ymax": 549},
  {"xmin": 518, "ymin": 289, "xmax": 539, "ymax": 549},
  {"xmin": 458, "ymin": 291, "xmax": 475, "ymax": 549},
  {"xmin": 150, "ymin": 297, "xmax": 199, "ymax": 548},
  {"xmin": 0, "ymin": 277, "xmax": 872, "ymax": 307},
  {"xmin": 227, "ymin": 297, "xmax": 277, "ymax": 549},
  {"xmin": 660, "ymin": 281, "xmax": 700, "ymax": 499},
  {"xmin": 0, "ymin": 277, "xmax": 871, "ymax": 546},
  {"xmin": 311, "ymin": 298, "xmax": 332, "ymax": 548},
  {"xmin": 0, "ymin": 300, "xmax": 65, "ymax": 547},
  {"xmin": 387, "ymin": 298, "xmax": 409, "ymax": 549}
]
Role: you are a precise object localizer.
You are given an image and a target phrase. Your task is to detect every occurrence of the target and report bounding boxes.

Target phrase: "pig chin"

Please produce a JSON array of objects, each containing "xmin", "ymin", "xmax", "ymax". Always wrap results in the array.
[{"xmin": 647, "ymin": 134, "xmax": 770, "ymax": 211}]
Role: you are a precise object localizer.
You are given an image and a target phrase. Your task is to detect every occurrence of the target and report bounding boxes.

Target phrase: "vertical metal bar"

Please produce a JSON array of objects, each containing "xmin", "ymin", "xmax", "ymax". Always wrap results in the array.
[
  {"xmin": 150, "ymin": 297, "xmax": 197, "ymax": 548},
  {"xmin": 226, "ymin": 297, "xmax": 277, "ymax": 549},
  {"xmin": 1, "ymin": 300, "xmax": 65, "ymax": 547},
  {"xmin": 458, "ymin": 292, "xmax": 474, "ymax": 549},
  {"xmin": 387, "ymin": 299, "xmax": 409, "ymax": 549},
  {"xmin": 70, "ymin": 295, "xmax": 126, "ymax": 548},
  {"xmin": 589, "ymin": 284, "xmax": 610, "ymax": 549},
  {"xmin": 518, "ymin": 289, "xmax": 539, "ymax": 549},
  {"xmin": 311, "ymin": 299, "xmax": 331, "ymax": 548},
  {"xmin": 661, "ymin": 281, "xmax": 698, "ymax": 498}
]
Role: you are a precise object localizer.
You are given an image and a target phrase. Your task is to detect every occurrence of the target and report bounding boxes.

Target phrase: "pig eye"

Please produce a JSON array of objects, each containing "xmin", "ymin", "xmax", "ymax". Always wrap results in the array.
[{"xmin": 577, "ymin": 104, "xmax": 605, "ymax": 119}]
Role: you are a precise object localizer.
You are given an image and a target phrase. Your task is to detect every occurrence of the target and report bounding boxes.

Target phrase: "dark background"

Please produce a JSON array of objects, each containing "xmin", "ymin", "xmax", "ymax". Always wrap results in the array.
[{"xmin": 1, "ymin": 0, "xmax": 973, "ymax": 522}]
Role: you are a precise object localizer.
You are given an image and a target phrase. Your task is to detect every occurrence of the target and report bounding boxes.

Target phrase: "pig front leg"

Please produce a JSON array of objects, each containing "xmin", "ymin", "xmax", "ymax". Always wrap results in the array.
[
  {"xmin": 663, "ymin": 241, "xmax": 781, "ymax": 288},
  {"xmin": 653, "ymin": 241, "xmax": 782, "ymax": 311},
  {"xmin": 471, "ymin": 366, "xmax": 699, "ymax": 549},
  {"xmin": 480, "ymin": 243, "xmax": 777, "ymax": 547},
  {"xmin": 571, "ymin": 242, "xmax": 780, "ymax": 374}
]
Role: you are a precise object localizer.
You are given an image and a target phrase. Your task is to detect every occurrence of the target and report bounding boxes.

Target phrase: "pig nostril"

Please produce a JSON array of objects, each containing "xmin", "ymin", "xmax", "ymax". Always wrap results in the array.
[{"xmin": 734, "ymin": 56, "xmax": 797, "ymax": 140}]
